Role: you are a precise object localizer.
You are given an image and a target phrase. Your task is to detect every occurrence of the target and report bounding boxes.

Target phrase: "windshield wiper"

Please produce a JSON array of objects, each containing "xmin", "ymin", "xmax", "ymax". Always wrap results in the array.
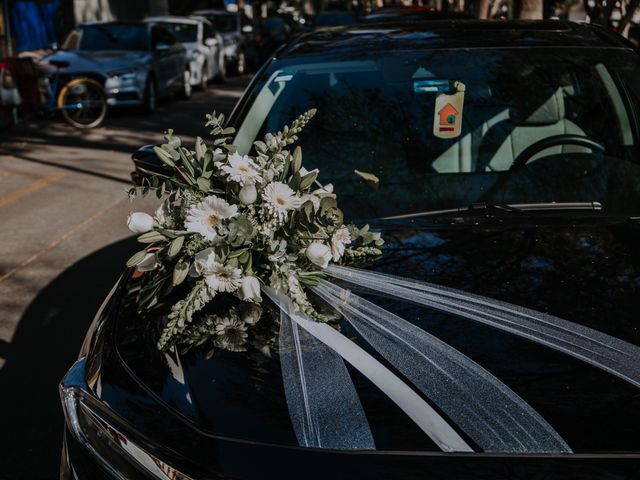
[{"xmin": 382, "ymin": 201, "xmax": 603, "ymax": 220}]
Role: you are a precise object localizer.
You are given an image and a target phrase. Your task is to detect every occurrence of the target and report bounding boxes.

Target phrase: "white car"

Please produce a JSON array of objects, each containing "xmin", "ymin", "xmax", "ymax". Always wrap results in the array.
[{"xmin": 145, "ymin": 16, "xmax": 226, "ymax": 89}]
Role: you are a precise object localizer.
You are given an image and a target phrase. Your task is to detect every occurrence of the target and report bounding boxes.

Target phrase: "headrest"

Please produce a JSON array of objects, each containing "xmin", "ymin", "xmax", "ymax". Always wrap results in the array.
[{"xmin": 510, "ymin": 88, "xmax": 565, "ymax": 126}]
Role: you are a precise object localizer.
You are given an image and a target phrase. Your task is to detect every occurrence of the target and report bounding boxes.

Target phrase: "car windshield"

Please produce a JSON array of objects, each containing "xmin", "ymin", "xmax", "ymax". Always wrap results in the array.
[
  {"xmin": 160, "ymin": 22, "xmax": 198, "ymax": 43},
  {"xmin": 234, "ymin": 47, "xmax": 640, "ymax": 220},
  {"xmin": 198, "ymin": 13, "xmax": 236, "ymax": 33},
  {"xmin": 70, "ymin": 24, "xmax": 149, "ymax": 51}
]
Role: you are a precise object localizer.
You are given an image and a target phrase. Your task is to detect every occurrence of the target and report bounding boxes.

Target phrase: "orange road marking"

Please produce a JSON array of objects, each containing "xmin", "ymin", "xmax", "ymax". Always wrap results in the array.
[
  {"xmin": 0, "ymin": 196, "xmax": 127, "ymax": 285},
  {"xmin": 0, "ymin": 173, "xmax": 64, "ymax": 207}
]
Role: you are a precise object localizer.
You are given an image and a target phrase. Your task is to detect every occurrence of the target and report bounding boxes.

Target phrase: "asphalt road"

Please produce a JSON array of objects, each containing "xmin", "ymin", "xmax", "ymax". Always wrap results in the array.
[{"xmin": 0, "ymin": 76, "xmax": 249, "ymax": 479}]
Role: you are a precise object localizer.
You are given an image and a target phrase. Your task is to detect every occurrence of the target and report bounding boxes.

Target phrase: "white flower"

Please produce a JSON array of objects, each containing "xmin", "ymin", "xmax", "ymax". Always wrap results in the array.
[
  {"xmin": 331, "ymin": 226, "xmax": 352, "ymax": 262},
  {"xmin": 313, "ymin": 183, "xmax": 334, "ymax": 195},
  {"xmin": 305, "ymin": 242, "xmax": 332, "ymax": 268},
  {"xmin": 137, "ymin": 252, "xmax": 158, "ymax": 272},
  {"xmin": 221, "ymin": 153, "xmax": 261, "ymax": 186},
  {"xmin": 184, "ymin": 196, "xmax": 238, "ymax": 242},
  {"xmin": 299, "ymin": 166, "xmax": 319, "ymax": 177},
  {"xmin": 214, "ymin": 316, "xmax": 248, "ymax": 352},
  {"xmin": 204, "ymin": 262, "xmax": 242, "ymax": 293},
  {"xmin": 240, "ymin": 275, "xmax": 261, "ymax": 302},
  {"xmin": 239, "ymin": 183, "xmax": 257, "ymax": 204},
  {"xmin": 262, "ymin": 181, "xmax": 302, "ymax": 221},
  {"xmin": 127, "ymin": 212, "xmax": 154, "ymax": 233}
]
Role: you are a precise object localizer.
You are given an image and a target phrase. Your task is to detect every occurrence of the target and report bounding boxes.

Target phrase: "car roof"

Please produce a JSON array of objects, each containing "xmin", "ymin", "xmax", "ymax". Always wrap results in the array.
[
  {"xmin": 145, "ymin": 16, "xmax": 203, "ymax": 25},
  {"xmin": 278, "ymin": 20, "xmax": 633, "ymax": 59}
]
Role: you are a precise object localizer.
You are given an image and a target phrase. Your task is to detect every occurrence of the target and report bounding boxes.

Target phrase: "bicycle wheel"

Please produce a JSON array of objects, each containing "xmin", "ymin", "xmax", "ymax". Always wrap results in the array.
[{"xmin": 58, "ymin": 78, "xmax": 107, "ymax": 129}]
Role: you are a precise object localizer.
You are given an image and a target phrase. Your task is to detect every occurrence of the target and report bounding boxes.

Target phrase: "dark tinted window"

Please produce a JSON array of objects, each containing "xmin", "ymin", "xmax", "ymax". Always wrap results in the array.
[
  {"xmin": 151, "ymin": 25, "xmax": 177, "ymax": 47},
  {"xmin": 74, "ymin": 24, "xmax": 149, "ymax": 51},
  {"xmin": 235, "ymin": 48, "xmax": 640, "ymax": 219},
  {"xmin": 160, "ymin": 22, "xmax": 198, "ymax": 43}
]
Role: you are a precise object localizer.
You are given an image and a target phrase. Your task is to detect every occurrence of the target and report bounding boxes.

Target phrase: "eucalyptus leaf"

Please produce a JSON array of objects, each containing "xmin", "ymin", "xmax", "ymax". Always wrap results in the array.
[
  {"xmin": 195, "ymin": 136, "xmax": 206, "ymax": 161},
  {"xmin": 196, "ymin": 177, "xmax": 211, "ymax": 192},
  {"xmin": 173, "ymin": 259, "xmax": 190, "ymax": 286},
  {"xmin": 153, "ymin": 146, "xmax": 176, "ymax": 167}
]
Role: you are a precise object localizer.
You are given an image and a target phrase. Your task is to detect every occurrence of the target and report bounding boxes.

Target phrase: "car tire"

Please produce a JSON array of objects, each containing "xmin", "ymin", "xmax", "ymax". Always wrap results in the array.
[
  {"xmin": 143, "ymin": 77, "xmax": 157, "ymax": 113},
  {"xmin": 180, "ymin": 69, "xmax": 192, "ymax": 99}
]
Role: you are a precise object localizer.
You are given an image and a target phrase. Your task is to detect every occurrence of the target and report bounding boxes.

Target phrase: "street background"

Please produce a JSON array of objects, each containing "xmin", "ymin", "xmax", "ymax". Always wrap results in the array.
[{"xmin": 0, "ymin": 77, "xmax": 248, "ymax": 479}]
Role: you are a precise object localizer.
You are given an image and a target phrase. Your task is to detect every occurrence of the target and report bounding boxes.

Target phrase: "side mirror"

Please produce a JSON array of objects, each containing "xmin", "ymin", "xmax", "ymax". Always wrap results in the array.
[
  {"xmin": 155, "ymin": 42, "xmax": 170, "ymax": 52},
  {"xmin": 205, "ymin": 37, "xmax": 218, "ymax": 47},
  {"xmin": 242, "ymin": 25, "xmax": 254, "ymax": 34}
]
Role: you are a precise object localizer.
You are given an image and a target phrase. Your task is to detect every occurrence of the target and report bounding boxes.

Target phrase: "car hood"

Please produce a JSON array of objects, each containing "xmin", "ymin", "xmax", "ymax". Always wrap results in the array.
[
  {"xmin": 45, "ymin": 50, "xmax": 148, "ymax": 76},
  {"xmin": 111, "ymin": 215, "xmax": 640, "ymax": 454}
]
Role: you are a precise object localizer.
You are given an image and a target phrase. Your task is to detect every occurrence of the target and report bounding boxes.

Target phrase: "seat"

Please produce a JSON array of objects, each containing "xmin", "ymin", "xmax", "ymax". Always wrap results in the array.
[{"xmin": 477, "ymin": 88, "xmax": 587, "ymax": 171}]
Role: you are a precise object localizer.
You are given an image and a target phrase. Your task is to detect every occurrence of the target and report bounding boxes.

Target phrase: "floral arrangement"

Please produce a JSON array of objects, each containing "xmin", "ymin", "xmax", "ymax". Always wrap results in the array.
[{"xmin": 126, "ymin": 110, "xmax": 383, "ymax": 353}]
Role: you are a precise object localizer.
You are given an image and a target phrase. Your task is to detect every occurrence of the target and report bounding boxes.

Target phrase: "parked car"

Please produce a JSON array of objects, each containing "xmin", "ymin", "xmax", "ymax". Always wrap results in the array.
[
  {"xmin": 191, "ymin": 9, "xmax": 260, "ymax": 75},
  {"xmin": 46, "ymin": 21, "xmax": 191, "ymax": 112},
  {"xmin": 62, "ymin": 20, "xmax": 640, "ymax": 479},
  {"xmin": 145, "ymin": 16, "xmax": 226, "ymax": 89}
]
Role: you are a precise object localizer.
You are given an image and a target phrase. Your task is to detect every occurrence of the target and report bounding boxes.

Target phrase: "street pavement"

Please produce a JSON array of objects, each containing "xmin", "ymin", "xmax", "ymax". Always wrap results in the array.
[{"xmin": 0, "ymin": 76, "xmax": 249, "ymax": 479}]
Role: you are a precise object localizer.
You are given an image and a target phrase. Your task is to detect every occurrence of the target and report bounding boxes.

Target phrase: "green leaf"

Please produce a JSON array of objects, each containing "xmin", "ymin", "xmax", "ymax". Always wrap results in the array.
[
  {"xmin": 126, "ymin": 250, "xmax": 148, "ymax": 267},
  {"xmin": 228, "ymin": 247, "xmax": 249, "ymax": 259},
  {"xmin": 153, "ymin": 146, "xmax": 176, "ymax": 167},
  {"xmin": 288, "ymin": 172, "xmax": 301, "ymax": 190},
  {"xmin": 195, "ymin": 137, "xmax": 206, "ymax": 161},
  {"xmin": 222, "ymin": 127, "xmax": 236, "ymax": 135},
  {"xmin": 138, "ymin": 231, "xmax": 167, "ymax": 243},
  {"xmin": 196, "ymin": 177, "xmax": 211, "ymax": 192},
  {"xmin": 168, "ymin": 235, "xmax": 185, "ymax": 258},
  {"xmin": 172, "ymin": 259, "xmax": 190, "ymax": 286},
  {"xmin": 354, "ymin": 169, "xmax": 380, "ymax": 186}
]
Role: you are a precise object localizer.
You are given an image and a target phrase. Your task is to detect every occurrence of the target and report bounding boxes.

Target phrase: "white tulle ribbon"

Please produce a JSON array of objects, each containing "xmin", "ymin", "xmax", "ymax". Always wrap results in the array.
[
  {"xmin": 325, "ymin": 265, "xmax": 640, "ymax": 389},
  {"xmin": 312, "ymin": 280, "xmax": 571, "ymax": 453},
  {"xmin": 277, "ymin": 306, "xmax": 375, "ymax": 450},
  {"xmin": 264, "ymin": 286, "xmax": 474, "ymax": 453}
]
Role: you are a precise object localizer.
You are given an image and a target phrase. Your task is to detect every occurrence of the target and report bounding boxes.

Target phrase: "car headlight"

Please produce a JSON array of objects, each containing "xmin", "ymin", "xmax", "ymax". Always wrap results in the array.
[
  {"xmin": 60, "ymin": 357, "xmax": 194, "ymax": 480},
  {"xmin": 105, "ymin": 69, "xmax": 143, "ymax": 89}
]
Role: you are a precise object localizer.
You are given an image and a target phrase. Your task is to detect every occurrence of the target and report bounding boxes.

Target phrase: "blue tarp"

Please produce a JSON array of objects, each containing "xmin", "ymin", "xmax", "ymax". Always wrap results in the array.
[{"xmin": 9, "ymin": 0, "xmax": 62, "ymax": 52}]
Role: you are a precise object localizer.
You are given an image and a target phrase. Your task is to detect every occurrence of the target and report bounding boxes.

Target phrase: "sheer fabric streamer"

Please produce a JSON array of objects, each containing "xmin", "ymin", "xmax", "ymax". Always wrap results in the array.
[
  {"xmin": 325, "ymin": 265, "xmax": 640, "ymax": 389},
  {"xmin": 265, "ymin": 287, "xmax": 473, "ymax": 453},
  {"xmin": 312, "ymin": 280, "xmax": 571, "ymax": 453}
]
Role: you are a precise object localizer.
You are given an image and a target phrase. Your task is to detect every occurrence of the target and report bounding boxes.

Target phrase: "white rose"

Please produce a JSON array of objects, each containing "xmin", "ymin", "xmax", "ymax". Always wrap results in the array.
[
  {"xmin": 127, "ymin": 212, "xmax": 154, "ymax": 233},
  {"xmin": 239, "ymin": 183, "xmax": 257, "ymax": 204},
  {"xmin": 305, "ymin": 242, "xmax": 332, "ymax": 268},
  {"xmin": 240, "ymin": 275, "xmax": 261, "ymax": 301},
  {"xmin": 137, "ymin": 253, "xmax": 158, "ymax": 272}
]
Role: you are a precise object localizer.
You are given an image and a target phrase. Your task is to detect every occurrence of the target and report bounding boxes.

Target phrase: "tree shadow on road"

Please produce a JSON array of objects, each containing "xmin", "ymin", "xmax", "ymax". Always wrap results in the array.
[{"xmin": 0, "ymin": 237, "xmax": 137, "ymax": 480}]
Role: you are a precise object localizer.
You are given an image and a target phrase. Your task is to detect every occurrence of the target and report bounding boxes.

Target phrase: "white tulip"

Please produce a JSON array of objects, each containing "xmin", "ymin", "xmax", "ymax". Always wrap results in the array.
[
  {"xmin": 305, "ymin": 242, "xmax": 332, "ymax": 268},
  {"xmin": 127, "ymin": 212, "xmax": 154, "ymax": 233},
  {"xmin": 239, "ymin": 183, "xmax": 257, "ymax": 204},
  {"xmin": 137, "ymin": 253, "xmax": 158, "ymax": 272},
  {"xmin": 240, "ymin": 275, "xmax": 261, "ymax": 301}
]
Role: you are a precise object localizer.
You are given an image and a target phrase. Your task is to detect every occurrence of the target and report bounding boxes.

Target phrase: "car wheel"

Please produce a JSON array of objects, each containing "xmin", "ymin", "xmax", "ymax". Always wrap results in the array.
[
  {"xmin": 181, "ymin": 69, "xmax": 192, "ymax": 99},
  {"xmin": 143, "ymin": 77, "xmax": 157, "ymax": 113}
]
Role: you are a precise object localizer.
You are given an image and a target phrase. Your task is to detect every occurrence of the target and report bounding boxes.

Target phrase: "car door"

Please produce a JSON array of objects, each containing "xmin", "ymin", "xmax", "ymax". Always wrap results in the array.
[{"xmin": 150, "ymin": 24, "xmax": 176, "ymax": 96}]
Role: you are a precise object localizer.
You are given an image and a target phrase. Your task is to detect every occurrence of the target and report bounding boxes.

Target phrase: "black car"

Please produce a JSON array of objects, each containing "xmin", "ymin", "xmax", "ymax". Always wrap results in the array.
[
  {"xmin": 191, "ymin": 9, "xmax": 260, "ymax": 75},
  {"xmin": 362, "ymin": 7, "xmax": 474, "ymax": 24},
  {"xmin": 61, "ymin": 21, "xmax": 640, "ymax": 479}
]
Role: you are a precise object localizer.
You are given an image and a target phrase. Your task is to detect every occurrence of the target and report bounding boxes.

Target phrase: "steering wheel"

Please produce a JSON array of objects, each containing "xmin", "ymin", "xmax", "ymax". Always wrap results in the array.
[{"xmin": 510, "ymin": 134, "xmax": 605, "ymax": 171}]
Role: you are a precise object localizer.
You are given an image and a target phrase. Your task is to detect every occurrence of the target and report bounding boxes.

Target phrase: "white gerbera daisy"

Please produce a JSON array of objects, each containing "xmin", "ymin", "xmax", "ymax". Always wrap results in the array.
[
  {"xmin": 331, "ymin": 226, "xmax": 352, "ymax": 262},
  {"xmin": 214, "ymin": 316, "xmax": 248, "ymax": 352},
  {"xmin": 262, "ymin": 181, "xmax": 302, "ymax": 221},
  {"xmin": 204, "ymin": 262, "xmax": 243, "ymax": 293},
  {"xmin": 221, "ymin": 153, "xmax": 261, "ymax": 186},
  {"xmin": 184, "ymin": 196, "xmax": 238, "ymax": 242}
]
